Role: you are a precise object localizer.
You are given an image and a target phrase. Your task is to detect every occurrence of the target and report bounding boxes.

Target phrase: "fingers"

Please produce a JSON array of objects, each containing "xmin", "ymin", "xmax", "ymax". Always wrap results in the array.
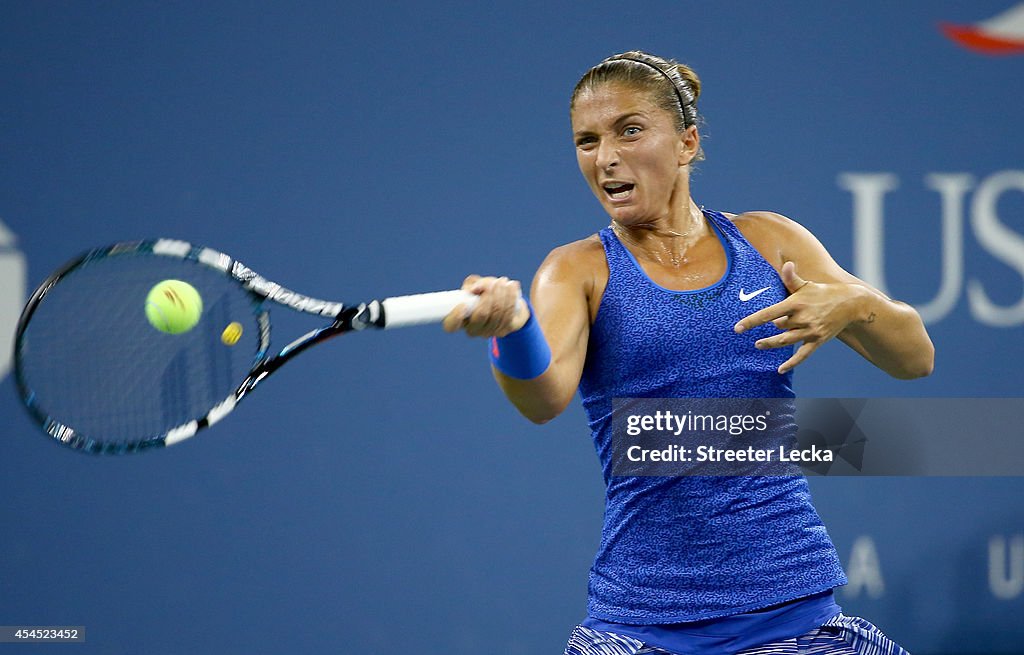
[
  {"xmin": 735, "ymin": 300, "xmax": 791, "ymax": 334},
  {"xmin": 748, "ymin": 326, "xmax": 818, "ymax": 374},
  {"xmin": 751, "ymin": 312, "xmax": 829, "ymax": 374},
  {"xmin": 778, "ymin": 341, "xmax": 820, "ymax": 374},
  {"xmin": 780, "ymin": 260, "xmax": 807, "ymax": 294},
  {"xmin": 737, "ymin": 267, "xmax": 833, "ymax": 373},
  {"xmin": 735, "ymin": 268, "xmax": 814, "ymax": 333},
  {"xmin": 443, "ymin": 275, "xmax": 526, "ymax": 338},
  {"xmin": 442, "ymin": 302, "xmax": 472, "ymax": 332},
  {"xmin": 754, "ymin": 328, "xmax": 807, "ymax": 351},
  {"xmin": 466, "ymin": 277, "xmax": 516, "ymax": 337}
]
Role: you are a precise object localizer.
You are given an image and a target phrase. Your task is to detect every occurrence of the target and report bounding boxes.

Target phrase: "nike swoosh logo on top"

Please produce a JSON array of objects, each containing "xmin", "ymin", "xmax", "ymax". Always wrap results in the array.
[{"xmin": 739, "ymin": 287, "xmax": 771, "ymax": 302}]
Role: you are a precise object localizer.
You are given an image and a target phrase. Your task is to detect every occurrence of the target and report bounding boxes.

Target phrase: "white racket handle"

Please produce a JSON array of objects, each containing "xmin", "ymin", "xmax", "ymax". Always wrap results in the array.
[{"xmin": 381, "ymin": 289, "xmax": 480, "ymax": 329}]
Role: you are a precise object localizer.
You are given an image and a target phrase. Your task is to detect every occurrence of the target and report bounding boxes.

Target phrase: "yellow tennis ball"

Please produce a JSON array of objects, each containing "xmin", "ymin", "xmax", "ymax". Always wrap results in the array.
[
  {"xmin": 221, "ymin": 321, "xmax": 243, "ymax": 346},
  {"xmin": 145, "ymin": 280, "xmax": 203, "ymax": 334}
]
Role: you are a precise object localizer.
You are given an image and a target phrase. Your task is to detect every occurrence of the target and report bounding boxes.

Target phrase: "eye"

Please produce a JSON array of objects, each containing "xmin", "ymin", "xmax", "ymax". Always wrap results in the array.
[
  {"xmin": 622, "ymin": 125, "xmax": 642, "ymax": 138},
  {"xmin": 575, "ymin": 135, "xmax": 597, "ymax": 150}
]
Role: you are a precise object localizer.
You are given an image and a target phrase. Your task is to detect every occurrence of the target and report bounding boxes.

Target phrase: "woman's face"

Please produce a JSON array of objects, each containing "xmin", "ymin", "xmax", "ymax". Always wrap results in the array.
[{"xmin": 571, "ymin": 83, "xmax": 695, "ymax": 226}]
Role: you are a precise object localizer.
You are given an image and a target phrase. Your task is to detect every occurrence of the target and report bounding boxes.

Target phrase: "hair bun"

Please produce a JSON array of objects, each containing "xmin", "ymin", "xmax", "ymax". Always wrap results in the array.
[{"xmin": 674, "ymin": 64, "xmax": 701, "ymax": 103}]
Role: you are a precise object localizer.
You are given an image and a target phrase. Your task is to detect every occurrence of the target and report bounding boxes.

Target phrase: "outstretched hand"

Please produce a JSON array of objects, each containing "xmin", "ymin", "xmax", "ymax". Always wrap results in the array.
[{"xmin": 733, "ymin": 261, "xmax": 867, "ymax": 374}]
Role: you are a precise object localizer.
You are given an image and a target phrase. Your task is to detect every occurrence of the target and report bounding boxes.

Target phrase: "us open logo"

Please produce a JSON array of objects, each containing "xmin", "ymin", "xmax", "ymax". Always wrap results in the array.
[{"xmin": 0, "ymin": 219, "xmax": 27, "ymax": 381}]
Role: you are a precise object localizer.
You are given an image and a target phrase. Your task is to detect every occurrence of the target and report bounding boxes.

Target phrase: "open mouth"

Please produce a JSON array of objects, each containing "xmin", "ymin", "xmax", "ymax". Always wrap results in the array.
[{"xmin": 603, "ymin": 182, "xmax": 635, "ymax": 200}]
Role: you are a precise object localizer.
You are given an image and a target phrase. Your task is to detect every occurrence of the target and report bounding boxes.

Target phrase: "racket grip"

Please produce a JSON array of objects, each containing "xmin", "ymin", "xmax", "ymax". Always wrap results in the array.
[{"xmin": 381, "ymin": 289, "xmax": 480, "ymax": 329}]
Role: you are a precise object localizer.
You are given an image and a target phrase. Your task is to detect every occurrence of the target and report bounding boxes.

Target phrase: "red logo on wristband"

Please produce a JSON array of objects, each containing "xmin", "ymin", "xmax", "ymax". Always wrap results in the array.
[{"xmin": 490, "ymin": 337, "xmax": 500, "ymax": 358}]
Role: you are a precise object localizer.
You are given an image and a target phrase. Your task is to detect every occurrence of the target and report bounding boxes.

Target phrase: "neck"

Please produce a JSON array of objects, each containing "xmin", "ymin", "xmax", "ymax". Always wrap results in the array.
[{"xmin": 610, "ymin": 198, "xmax": 707, "ymax": 268}]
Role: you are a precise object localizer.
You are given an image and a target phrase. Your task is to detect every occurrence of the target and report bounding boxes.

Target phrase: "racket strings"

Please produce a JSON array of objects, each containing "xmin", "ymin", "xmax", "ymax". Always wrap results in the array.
[{"xmin": 17, "ymin": 255, "xmax": 261, "ymax": 447}]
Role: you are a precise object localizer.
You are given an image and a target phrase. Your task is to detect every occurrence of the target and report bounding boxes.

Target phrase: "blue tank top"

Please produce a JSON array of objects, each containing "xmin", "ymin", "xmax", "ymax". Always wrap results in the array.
[{"xmin": 578, "ymin": 210, "xmax": 847, "ymax": 623}]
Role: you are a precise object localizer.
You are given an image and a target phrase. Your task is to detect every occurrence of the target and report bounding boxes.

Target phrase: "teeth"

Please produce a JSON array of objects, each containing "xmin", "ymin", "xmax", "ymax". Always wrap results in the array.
[{"xmin": 604, "ymin": 183, "xmax": 633, "ymax": 199}]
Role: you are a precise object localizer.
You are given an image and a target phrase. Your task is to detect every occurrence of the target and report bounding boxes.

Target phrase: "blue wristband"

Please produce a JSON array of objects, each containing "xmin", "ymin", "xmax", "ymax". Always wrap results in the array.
[{"xmin": 488, "ymin": 302, "xmax": 552, "ymax": 380}]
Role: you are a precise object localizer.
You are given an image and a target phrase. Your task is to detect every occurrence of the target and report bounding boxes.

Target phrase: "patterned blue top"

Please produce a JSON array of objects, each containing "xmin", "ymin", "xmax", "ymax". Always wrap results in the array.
[{"xmin": 578, "ymin": 210, "xmax": 846, "ymax": 623}]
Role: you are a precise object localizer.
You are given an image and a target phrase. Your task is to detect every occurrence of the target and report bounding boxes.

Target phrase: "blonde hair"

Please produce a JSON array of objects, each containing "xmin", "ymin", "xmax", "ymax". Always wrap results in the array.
[{"xmin": 571, "ymin": 50, "xmax": 704, "ymax": 161}]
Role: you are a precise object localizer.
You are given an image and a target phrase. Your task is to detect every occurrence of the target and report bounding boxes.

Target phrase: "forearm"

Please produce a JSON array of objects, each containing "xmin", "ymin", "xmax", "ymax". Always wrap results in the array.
[
  {"xmin": 839, "ymin": 284, "xmax": 935, "ymax": 379},
  {"xmin": 489, "ymin": 307, "xmax": 586, "ymax": 424},
  {"xmin": 493, "ymin": 365, "xmax": 578, "ymax": 424}
]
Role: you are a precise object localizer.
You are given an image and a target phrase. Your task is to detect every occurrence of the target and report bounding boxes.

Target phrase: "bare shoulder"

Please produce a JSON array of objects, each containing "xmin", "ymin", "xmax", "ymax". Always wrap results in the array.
[
  {"xmin": 544, "ymin": 234, "xmax": 605, "ymax": 260},
  {"xmin": 724, "ymin": 210, "xmax": 818, "ymax": 269},
  {"xmin": 536, "ymin": 234, "xmax": 606, "ymax": 281},
  {"xmin": 532, "ymin": 234, "xmax": 607, "ymax": 316},
  {"xmin": 726, "ymin": 210, "xmax": 859, "ymax": 283}
]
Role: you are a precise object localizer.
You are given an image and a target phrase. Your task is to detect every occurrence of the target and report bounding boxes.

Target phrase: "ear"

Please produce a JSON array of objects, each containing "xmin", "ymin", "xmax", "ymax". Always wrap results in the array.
[{"xmin": 678, "ymin": 124, "xmax": 700, "ymax": 166}]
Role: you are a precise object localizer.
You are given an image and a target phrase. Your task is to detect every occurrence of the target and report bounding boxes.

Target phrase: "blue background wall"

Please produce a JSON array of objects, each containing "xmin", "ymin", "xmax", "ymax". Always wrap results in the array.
[{"xmin": 1, "ymin": 1, "xmax": 1021, "ymax": 653}]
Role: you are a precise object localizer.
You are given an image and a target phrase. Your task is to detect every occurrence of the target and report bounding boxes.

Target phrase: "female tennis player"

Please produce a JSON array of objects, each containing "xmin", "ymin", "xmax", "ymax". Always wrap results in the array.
[{"xmin": 444, "ymin": 51, "xmax": 933, "ymax": 655}]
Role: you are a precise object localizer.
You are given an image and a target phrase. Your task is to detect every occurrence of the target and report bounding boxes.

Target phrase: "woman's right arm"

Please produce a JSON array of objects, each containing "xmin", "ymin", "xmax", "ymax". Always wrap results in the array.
[{"xmin": 443, "ymin": 241, "xmax": 596, "ymax": 424}]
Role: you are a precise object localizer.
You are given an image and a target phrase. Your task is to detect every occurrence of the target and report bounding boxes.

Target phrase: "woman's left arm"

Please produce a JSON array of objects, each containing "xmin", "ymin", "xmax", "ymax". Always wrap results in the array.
[{"xmin": 732, "ymin": 212, "xmax": 935, "ymax": 379}]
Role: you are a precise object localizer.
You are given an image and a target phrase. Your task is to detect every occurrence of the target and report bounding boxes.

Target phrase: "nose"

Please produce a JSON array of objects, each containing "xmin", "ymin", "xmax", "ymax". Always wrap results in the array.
[{"xmin": 595, "ymin": 139, "xmax": 618, "ymax": 171}]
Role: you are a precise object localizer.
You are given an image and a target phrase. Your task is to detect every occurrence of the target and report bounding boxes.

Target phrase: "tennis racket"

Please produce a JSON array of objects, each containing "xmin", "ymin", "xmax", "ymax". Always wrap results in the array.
[{"xmin": 14, "ymin": 238, "xmax": 477, "ymax": 455}]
